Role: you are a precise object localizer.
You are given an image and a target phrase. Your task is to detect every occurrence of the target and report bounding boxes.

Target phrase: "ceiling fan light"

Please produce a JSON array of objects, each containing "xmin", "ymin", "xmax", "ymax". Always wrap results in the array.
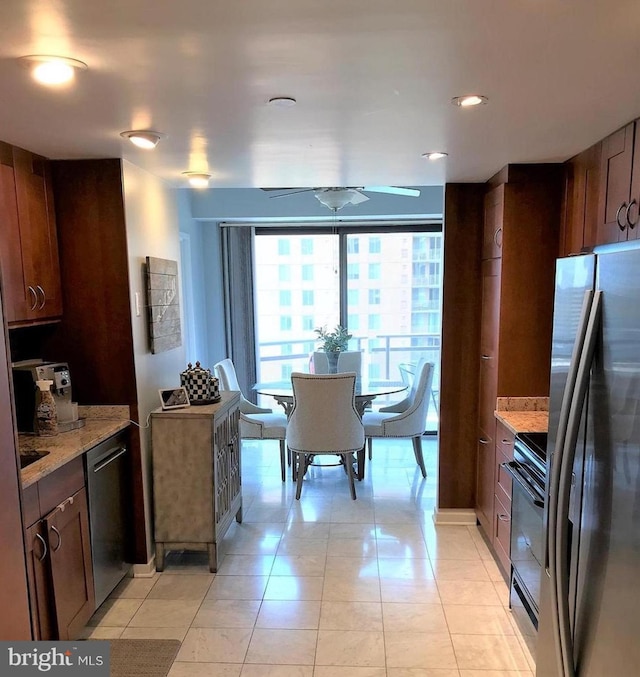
[
  {"xmin": 21, "ymin": 55, "xmax": 87, "ymax": 87},
  {"xmin": 314, "ymin": 189, "xmax": 356, "ymax": 211},
  {"xmin": 182, "ymin": 172, "xmax": 211, "ymax": 188},
  {"xmin": 268, "ymin": 96, "xmax": 297, "ymax": 107},
  {"xmin": 452, "ymin": 94, "xmax": 488, "ymax": 107},
  {"xmin": 422, "ymin": 151, "xmax": 448, "ymax": 160},
  {"xmin": 120, "ymin": 130, "xmax": 166, "ymax": 149}
]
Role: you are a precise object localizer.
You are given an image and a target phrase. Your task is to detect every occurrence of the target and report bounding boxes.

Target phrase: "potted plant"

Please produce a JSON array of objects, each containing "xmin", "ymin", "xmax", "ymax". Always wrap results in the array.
[{"xmin": 314, "ymin": 324, "xmax": 352, "ymax": 372}]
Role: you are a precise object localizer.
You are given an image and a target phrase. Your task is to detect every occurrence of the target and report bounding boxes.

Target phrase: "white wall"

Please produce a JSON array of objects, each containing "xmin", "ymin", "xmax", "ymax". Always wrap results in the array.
[{"xmin": 122, "ymin": 160, "xmax": 186, "ymax": 558}]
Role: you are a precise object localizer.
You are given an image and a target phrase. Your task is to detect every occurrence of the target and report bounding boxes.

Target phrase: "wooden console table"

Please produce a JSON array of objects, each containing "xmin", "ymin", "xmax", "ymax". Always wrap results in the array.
[{"xmin": 150, "ymin": 391, "xmax": 241, "ymax": 572}]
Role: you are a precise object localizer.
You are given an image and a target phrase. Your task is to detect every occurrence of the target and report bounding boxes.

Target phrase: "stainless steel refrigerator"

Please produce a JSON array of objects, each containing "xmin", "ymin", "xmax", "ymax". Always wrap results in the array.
[{"xmin": 537, "ymin": 245, "xmax": 640, "ymax": 676}]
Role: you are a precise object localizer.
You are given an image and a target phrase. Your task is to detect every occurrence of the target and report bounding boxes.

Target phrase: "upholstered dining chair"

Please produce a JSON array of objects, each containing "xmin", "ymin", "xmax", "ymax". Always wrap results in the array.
[
  {"xmin": 361, "ymin": 358, "xmax": 434, "ymax": 478},
  {"xmin": 287, "ymin": 372, "xmax": 365, "ymax": 500},
  {"xmin": 214, "ymin": 358, "xmax": 289, "ymax": 481},
  {"xmin": 312, "ymin": 350, "xmax": 362, "ymax": 376}
]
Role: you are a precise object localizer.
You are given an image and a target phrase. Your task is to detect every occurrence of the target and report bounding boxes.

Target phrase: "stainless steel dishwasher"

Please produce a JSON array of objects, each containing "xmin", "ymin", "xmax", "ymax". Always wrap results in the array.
[{"xmin": 85, "ymin": 432, "xmax": 129, "ymax": 608}]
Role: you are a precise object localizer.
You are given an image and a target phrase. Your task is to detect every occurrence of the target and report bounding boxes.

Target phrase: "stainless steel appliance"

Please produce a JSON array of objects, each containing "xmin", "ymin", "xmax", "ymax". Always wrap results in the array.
[
  {"xmin": 85, "ymin": 432, "xmax": 129, "ymax": 608},
  {"xmin": 503, "ymin": 431, "xmax": 547, "ymax": 657},
  {"xmin": 537, "ymin": 245, "xmax": 640, "ymax": 676},
  {"xmin": 12, "ymin": 359, "xmax": 85, "ymax": 433}
]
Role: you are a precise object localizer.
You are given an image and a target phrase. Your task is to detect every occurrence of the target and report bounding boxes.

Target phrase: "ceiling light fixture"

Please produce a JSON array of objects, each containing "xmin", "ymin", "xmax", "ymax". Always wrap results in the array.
[
  {"xmin": 120, "ymin": 130, "xmax": 166, "ymax": 149},
  {"xmin": 422, "ymin": 152, "xmax": 448, "ymax": 161},
  {"xmin": 268, "ymin": 96, "xmax": 297, "ymax": 107},
  {"xmin": 182, "ymin": 172, "xmax": 211, "ymax": 188},
  {"xmin": 20, "ymin": 55, "xmax": 88, "ymax": 87},
  {"xmin": 451, "ymin": 94, "xmax": 488, "ymax": 107},
  {"xmin": 314, "ymin": 188, "xmax": 365, "ymax": 211}
]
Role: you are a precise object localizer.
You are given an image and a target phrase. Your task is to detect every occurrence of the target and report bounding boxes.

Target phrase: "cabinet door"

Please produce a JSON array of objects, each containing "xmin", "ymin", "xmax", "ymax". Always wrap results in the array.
[
  {"xmin": 476, "ymin": 428, "xmax": 496, "ymax": 537},
  {"xmin": 483, "ymin": 185, "xmax": 504, "ymax": 259},
  {"xmin": 25, "ymin": 521, "xmax": 56, "ymax": 640},
  {"xmin": 628, "ymin": 123, "xmax": 640, "ymax": 241},
  {"xmin": 228, "ymin": 406, "xmax": 242, "ymax": 507},
  {"xmin": 0, "ymin": 143, "xmax": 28, "ymax": 322},
  {"xmin": 597, "ymin": 123, "xmax": 634, "ymax": 245},
  {"xmin": 13, "ymin": 147, "xmax": 62, "ymax": 321},
  {"xmin": 478, "ymin": 259, "xmax": 501, "ymax": 435},
  {"xmin": 45, "ymin": 488, "xmax": 95, "ymax": 640}
]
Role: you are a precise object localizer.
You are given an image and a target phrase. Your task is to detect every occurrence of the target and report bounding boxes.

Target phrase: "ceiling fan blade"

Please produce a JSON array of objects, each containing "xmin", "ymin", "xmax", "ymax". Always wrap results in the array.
[
  {"xmin": 362, "ymin": 186, "xmax": 421, "ymax": 197},
  {"xmin": 266, "ymin": 188, "xmax": 315, "ymax": 199},
  {"xmin": 349, "ymin": 190, "xmax": 370, "ymax": 205}
]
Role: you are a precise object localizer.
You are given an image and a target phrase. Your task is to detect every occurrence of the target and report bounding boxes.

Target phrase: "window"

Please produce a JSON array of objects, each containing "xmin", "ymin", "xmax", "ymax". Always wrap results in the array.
[
  {"xmin": 348, "ymin": 314, "xmax": 359, "ymax": 330},
  {"xmin": 369, "ymin": 237, "xmax": 381, "ymax": 254},
  {"xmin": 279, "ymin": 265, "xmax": 290, "ymax": 282},
  {"xmin": 302, "ymin": 315, "xmax": 314, "ymax": 331},
  {"xmin": 368, "ymin": 263, "xmax": 381, "ymax": 280},
  {"xmin": 278, "ymin": 240, "xmax": 290, "ymax": 255},
  {"xmin": 302, "ymin": 264, "xmax": 313, "ymax": 281},
  {"xmin": 368, "ymin": 314, "xmax": 381, "ymax": 330},
  {"xmin": 280, "ymin": 290, "xmax": 292, "ymax": 306},
  {"xmin": 347, "ymin": 238, "xmax": 360, "ymax": 254},
  {"xmin": 301, "ymin": 238, "xmax": 313, "ymax": 255},
  {"xmin": 368, "ymin": 289, "xmax": 380, "ymax": 305},
  {"xmin": 348, "ymin": 289, "xmax": 359, "ymax": 305},
  {"xmin": 302, "ymin": 290, "xmax": 314, "ymax": 306},
  {"xmin": 280, "ymin": 316, "xmax": 292, "ymax": 331},
  {"xmin": 347, "ymin": 263, "xmax": 359, "ymax": 280}
]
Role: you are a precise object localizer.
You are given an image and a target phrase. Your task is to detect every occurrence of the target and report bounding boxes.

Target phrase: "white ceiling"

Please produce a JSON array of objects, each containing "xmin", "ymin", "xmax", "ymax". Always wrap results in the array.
[{"xmin": 1, "ymin": 1, "xmax": 640, "ymax": 189}]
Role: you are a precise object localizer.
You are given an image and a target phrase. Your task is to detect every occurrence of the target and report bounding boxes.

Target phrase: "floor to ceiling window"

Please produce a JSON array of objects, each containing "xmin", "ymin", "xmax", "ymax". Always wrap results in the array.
[{"xmin": 253, "ymin": 224, "xmax": 442, "ymax": 431}]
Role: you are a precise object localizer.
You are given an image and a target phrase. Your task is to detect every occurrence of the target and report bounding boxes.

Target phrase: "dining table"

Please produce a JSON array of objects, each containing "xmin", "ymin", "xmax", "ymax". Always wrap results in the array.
[{"xmin": 253, "ymin": 377, "xmax": 407, "ymax": 481}]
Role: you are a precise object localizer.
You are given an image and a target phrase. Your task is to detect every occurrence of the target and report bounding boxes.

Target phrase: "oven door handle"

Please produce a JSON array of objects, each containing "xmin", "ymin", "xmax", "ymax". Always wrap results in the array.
[{"xmin": 501, "ymin": 462, "xmax": 544, "ymax": 507}]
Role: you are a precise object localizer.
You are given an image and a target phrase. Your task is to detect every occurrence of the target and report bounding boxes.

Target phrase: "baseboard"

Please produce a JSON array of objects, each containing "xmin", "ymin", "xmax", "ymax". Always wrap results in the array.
[
  {"xmin": 432, "ymin": 508, "xmax": 477, "ymax": 525},
  {"xmin": 131, "ymin": 555, "xmax": 156, "ymax": 577}
]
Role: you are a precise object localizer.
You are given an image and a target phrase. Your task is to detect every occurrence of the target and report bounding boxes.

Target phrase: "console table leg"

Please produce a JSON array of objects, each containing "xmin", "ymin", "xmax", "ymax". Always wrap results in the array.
[
  {"xmin": 155, "ymin": 543, "xmax": 165, "ymax": 572},
  {"xmin": 207, "ymin": 543, "xmax": 218, "ymax": 573},
  {"xmin": 236, "ymin": 506, "xmax": 243, "ymax": 523}
]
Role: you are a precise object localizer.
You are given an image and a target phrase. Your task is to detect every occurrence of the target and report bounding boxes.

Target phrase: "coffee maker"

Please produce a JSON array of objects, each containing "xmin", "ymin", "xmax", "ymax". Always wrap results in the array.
[{"xmin": 12, "ymin": 359, "xmax": 85, "ymax": 433}]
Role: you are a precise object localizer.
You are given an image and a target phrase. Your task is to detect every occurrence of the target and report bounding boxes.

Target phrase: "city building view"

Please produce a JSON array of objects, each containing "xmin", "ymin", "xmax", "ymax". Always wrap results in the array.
[{"xmin": 254, "ymin": 228, "xmax": 442, "ymax": 430}]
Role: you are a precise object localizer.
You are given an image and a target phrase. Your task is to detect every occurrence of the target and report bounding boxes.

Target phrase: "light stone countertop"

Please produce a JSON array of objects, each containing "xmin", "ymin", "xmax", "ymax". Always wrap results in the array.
[
  {"xmin": 19, "ymin": 407, "xmax": 131, "ymax": 489},
  {"xmin": 495, "ymin": 410, "xmax": 549, "ymax": 436}
]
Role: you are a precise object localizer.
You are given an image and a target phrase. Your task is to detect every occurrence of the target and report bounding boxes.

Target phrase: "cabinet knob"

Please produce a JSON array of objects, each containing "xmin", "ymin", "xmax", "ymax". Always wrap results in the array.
[
  {"xmin": 498, "ymin": 513, "xmax": 511, "ymax": 522},
  {"xmin": 28, "ymin": 285, "xmax": 38, "ymax": 311},
  {"xmin": 493, "ymin": 227, "xmax": 503, "ymax": 247},
  {"xmin": 481, "ymin": 354, "xmax": 492, "ymax": 361},
  {"xmin": 502, "ymin": 438, "xmax": 512, "ymax": 445},
  {"xmin": 35, "ymin": 532, "xmax": 48, "ymax": 562},
  {"xmin": 627, "ymin": 199, "xmax": 638, "ymax": 229},
  {"xmin": 616, "ymin": 202, "xmax": 628, "ymax": 231},
  {"xmin": 36, "ymin": 285, "xmax": 46, "ymax": 310},
  {"xmin": 479, "ymin": 438, "xmax": 491, "ymax": 445},
  {"xmin": 50, "ymin": 525, "xmax": 62, "ymax": 552}
]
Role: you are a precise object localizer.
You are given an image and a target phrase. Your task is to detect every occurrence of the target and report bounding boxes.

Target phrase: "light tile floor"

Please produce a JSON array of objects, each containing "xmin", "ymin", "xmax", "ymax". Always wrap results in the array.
[{"xmin": 82, "ymin": 437, "xmax": 535, "ymax": 676}]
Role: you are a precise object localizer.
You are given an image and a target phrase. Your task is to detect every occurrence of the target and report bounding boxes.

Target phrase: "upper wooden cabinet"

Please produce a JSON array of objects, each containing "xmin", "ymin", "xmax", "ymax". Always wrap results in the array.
[
  {"xmin": 0, "ymin": 142, "xmax": 62, "ymax": 325},
  {"xmin": 482, "ymin": 185, "xmax": 505, "ymax": 259},
  {"xmin": 597, "ymin": 122, "xmax": 640, "ymax": 245},
  {"xmin": 560, "ymin": 142, "xmax": 601, "ymax": 256}
]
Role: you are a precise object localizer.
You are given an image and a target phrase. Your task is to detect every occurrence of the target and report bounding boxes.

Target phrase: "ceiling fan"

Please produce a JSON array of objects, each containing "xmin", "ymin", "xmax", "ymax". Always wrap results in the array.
[{"xmin": 261, "ymin": 186, "xmax": 420, "ymax": 211}]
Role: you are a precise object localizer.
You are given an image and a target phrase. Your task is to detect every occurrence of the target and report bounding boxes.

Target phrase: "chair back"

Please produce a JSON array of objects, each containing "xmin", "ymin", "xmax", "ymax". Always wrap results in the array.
[
  {"xmin": 214, "ymin": 358, "xmax": 272, "ymax": 415},
  {"xmin": 398, "ymin": 362, "xmax": 415, "ymax": 387},
  {"xmin": 287, "ymin": 373, "xmax": 364, "ymax": 454},
  {"xmin": 312, "ymin": 351, "xmax": 362, "ymax": 376},
  {"xmin": 381, "ymin": 359, "xmax": 435, "ymax": 437}
]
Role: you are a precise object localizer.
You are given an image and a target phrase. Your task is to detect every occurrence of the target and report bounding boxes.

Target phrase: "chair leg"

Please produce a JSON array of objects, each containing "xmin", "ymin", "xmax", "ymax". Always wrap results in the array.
[
  {"xmin": 279, "ymin": 440, "xmax": 286, "ymax": 482},
  {"xmin": 367, "ymin": 437, "xmax": 373, "ymax": 460},
  {"xmin": 357, "ymin": 445, "xmax": 365, "ymax": 481},
  {"xmin": 287, "ymin": 446, "xmax": 292, "ymax": 467},
  {"xmin": 344, "ymin": 453, "xmax": 357, "ymax": 500},
  {"xmin": 412, "ymin": 436, "xmax": 427, "ymax": 478},
  {"xmin": 295, "ymin": 452, "xmax": 305, "ymax": 500}
]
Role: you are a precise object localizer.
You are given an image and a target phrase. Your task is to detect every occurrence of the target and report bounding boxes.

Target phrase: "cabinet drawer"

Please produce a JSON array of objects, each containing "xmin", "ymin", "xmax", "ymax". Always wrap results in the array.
[
  {"xmin": 496, "ymin": 448, "xmax": 513, "ymax": 504},
  {"xmin": 22, "ymin": 483, "xmax": 40, "ymax": 527},
  {"xmin": 495, "ymin": 420, "xmax": 515, "ymax": 459},
  {"xmin": 494, "ymin": 492, "xmax": 512, "ymax": 575},
  {"xmin": 38, "ymin": 457, "xmax": 84, "ymax": 516}
]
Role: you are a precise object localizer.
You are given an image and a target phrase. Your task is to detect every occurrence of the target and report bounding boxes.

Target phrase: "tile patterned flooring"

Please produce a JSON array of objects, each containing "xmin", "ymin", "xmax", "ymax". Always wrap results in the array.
[{"xmin": 82, "ymin": 437, "xmax": 535, "ymax": 676}]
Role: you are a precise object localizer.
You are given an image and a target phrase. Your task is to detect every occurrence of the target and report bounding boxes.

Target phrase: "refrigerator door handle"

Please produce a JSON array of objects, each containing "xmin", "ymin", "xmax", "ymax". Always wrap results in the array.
[
  {"xmin": 547, "ymin": 289, "xmax": 596, "ymax": 677},
  {"xmin": 555, "ymin": 290, "xmax": 602, "ymax": 677}
]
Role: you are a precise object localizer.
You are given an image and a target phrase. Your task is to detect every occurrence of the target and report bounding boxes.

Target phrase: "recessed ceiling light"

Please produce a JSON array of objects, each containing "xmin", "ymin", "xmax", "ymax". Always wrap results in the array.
[
  {"xmin": 268, "ymin": 96, "xmax": 297, "ymax": 108},
  {"xmin": 120, "ymin": 130, "xmax": 166, "ymax": 149},
  {"xmin": 182, "ymin": 172, "xmax": 211, "ymax": 188},
  {"xmin": 451, "ymin": 94, "xmax": 488, "ymax": 107},
  {"xmin": 20, "ymin": 55, "xmax": 88, "ymax": 87},
  {"xmin": 422, "ymin": 152, "xmax": 448, "ymax": 161}
]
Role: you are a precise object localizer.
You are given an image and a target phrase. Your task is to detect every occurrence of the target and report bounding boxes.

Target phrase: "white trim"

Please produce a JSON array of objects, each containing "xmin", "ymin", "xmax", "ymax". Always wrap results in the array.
[
  {"xmin": 131, "ymin": 556, "xmax": 156, "ymax": 577},
  {"xmin": 179, "ymin": 232, "xmax": 197, "ymax": 363},
  {"xmin": 432, "ymin": 508, "xmax": 477, "ymax": 525}
]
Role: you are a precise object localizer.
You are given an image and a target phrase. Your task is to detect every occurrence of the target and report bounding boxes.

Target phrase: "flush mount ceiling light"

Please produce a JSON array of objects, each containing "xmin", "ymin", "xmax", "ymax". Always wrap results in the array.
[
  {"xmin": 451, "ymin": 94, "xmax": 488, "ymax": 107},
  {"xmin": 20, "ymin": 55, "xmax": 88, "ymax": 87},
  {"xmin": 314, "ymin": 188, "xmax": 368, "ymax": 211},
  {"xmin": 422, "ymin": 152, "xmax": 448, "ymax": 161},
  {"xmin": 120, "ymin": 130, "xmax": 166, "ymax": 149},
  {"xmin": 182, "ymin": 172, "xmax": 211, "ymax": 188},
  {"xmin": 268, "ymin": 96, "xmax": 297, "ymax": 107}
]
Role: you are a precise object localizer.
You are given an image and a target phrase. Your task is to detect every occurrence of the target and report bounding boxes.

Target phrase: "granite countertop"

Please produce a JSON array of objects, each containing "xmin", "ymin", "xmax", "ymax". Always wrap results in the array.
[
  {"xmin": 495, "ymin": 396, "xmax": 549, "ymax": 435},
  {"xmin": 19, "ymin": 406, "xmax": 131, "ymax": 488}
]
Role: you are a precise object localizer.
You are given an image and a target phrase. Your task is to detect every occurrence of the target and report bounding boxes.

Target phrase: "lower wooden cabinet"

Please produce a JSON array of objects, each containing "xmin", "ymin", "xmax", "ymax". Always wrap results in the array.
[
  {"xmin": 151, "ymin": 391, "xmax": 242, "ymax": 573},
  {"xmin": 23, "ymin": 458, "xmax": 95, "ymax": 640}
]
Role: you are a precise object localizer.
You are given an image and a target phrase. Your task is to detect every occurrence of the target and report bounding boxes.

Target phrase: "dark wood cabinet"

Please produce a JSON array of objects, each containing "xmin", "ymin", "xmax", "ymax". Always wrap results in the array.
[
  {"xmin": 597, "ymin": 122, "xmax": 640, "ymax": 245},
  {"xmin": 493, "ymin": 420, "xmax": 515, "ymax": 574},
  {"xmin": 475, "ymin": 165, "xmax": 561, "ymax": 565},
  {"xmin": 0, "ymin": 143, "xmax": 62, "ymax": 325},
  {"xmin": 560, "ymin": 142, "xmax": 601, "ymax": 256},
  {"xmin": 23, "ymin": 458, "xmax": 95, "ymax": 640}
]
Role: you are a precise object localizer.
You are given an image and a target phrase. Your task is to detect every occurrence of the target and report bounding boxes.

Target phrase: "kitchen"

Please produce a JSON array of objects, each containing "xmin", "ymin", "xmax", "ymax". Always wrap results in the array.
[{"xmin": 1, "ymin": 3, "xmax": 640, "ymax": 675}]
